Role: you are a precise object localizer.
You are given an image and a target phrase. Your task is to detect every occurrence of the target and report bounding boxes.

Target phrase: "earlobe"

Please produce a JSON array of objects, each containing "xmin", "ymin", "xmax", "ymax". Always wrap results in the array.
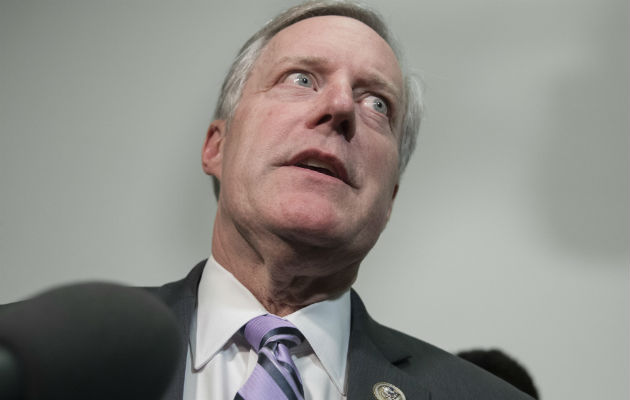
[{"xmin": 201, "ymin": 120, "xmax": 226, "ymax": 178}]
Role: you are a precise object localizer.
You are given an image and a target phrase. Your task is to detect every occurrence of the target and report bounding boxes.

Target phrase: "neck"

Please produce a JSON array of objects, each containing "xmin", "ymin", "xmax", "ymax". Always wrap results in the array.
[{"xmin": 210, "ymin": 210, "xmax": 361, "ymax": 317}]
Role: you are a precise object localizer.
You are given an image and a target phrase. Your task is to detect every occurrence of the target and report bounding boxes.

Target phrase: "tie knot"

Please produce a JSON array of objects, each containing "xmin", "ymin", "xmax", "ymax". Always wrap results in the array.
[{"xmin": 242, "ymin": 314, "xmax": 305, "ymax": 353}]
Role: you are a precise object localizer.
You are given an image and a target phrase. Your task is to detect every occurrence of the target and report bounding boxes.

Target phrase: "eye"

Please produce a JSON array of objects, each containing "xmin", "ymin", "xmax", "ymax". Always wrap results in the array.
[
  {"xmin": 364, "ymin": 95, "xmax": 389, "ymax": 116},
  {"xmin": 288, "ymin": 72, "xmax": 314, "ymax": 88}
]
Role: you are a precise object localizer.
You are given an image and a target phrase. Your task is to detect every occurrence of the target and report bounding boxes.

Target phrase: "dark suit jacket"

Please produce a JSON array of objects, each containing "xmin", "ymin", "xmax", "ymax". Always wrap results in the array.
[{"xmin": 147, "ymin": 261, "xmax": 533, "ymax": 400}]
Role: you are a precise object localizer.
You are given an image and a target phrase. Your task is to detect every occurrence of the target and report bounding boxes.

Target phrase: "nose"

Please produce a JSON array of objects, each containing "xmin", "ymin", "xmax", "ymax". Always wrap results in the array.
[{"xmin": 307, "ymin": 82, "xmax": 356, "ymax": 141}]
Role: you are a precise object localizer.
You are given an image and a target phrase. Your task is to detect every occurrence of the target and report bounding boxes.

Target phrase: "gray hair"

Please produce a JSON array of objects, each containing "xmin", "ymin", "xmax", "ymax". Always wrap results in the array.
[{"xmin": 212, "ymin": 0, "xmax": 423, "ymax": 194}]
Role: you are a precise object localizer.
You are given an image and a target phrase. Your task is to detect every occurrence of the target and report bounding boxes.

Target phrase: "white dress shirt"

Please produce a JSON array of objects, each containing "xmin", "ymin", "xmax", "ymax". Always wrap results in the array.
[{"xmin": 182, "ymin": 257, "xmax": 350, "ymax": 400}]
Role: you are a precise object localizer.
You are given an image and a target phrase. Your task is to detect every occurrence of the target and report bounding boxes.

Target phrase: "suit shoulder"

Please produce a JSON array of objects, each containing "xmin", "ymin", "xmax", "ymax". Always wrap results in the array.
[
  {"xmin": 385, "ymin": 325, "xmax": 532, "ymax": 399},
  {"xmin": 352, "ymin": 292, "xmax": 534, "ymax": 399}
]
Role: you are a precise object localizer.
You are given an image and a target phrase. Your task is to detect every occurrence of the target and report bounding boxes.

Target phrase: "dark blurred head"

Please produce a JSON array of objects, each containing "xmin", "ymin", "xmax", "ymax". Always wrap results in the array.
[{"xmin": 457, "ymin": 348, "xmax": 539, "ymax": 399}]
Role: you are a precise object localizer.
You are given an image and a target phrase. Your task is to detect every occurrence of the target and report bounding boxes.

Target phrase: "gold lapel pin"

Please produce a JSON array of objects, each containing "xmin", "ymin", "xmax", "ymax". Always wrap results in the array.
[{"xmin": 373, "ymin": 382, "xmax": 406, "ymax": 400}]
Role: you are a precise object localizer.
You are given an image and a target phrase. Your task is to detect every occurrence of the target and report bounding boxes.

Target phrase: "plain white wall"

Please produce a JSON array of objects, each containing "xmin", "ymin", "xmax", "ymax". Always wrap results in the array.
[{"xmin": 1, "ymin": 1, "xmax": 627, "ymax": 399}]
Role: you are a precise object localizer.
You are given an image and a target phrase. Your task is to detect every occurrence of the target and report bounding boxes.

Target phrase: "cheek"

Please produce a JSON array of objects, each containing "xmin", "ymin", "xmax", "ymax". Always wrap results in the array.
[
  {"xmin": 264, "ymin": 106, "xmax": 278, "ymax": 120},
  {"xmin": 367, "ymin": 138, "xmax": 399, "ymax": 183},
  {"xmin": 241, "ymin": 103, "xmax": 293, "ymax": 141},
  {"xmin": 222, "ymin": 109, "xmax": 291, "ymax": 182},
  {"xmin": 365, "ymin": 145, "xmax": 399, "ymax": 213}
]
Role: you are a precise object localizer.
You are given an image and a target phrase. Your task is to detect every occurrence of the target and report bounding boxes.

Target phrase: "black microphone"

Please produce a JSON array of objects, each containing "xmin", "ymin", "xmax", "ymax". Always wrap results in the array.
[{"xmin": 0, "ymin": 282, "xmax": 182, "ymax": 400}]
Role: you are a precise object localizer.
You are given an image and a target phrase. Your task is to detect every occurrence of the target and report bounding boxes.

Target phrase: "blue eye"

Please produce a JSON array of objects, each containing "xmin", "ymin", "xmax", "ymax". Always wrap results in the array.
[
  {"xmin": 366, "ymin": 95, "xmax": 389, "ymax": 115},
  {"xmin": 291, "ymin": 72, "xmax": 313, "ymax": 88}
]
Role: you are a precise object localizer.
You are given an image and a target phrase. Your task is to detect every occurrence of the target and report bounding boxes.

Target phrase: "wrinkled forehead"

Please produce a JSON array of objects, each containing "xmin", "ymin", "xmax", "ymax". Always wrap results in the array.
[{"xmin": 255, "ymin": 15, "xmax": 403, "ymax": 96}]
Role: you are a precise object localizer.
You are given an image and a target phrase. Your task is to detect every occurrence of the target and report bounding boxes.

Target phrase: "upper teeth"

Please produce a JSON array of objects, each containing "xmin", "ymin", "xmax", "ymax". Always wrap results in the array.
[
  {"xmin": 302, "ymin": 159, "xmax": 334, "ymax": 173},
  {"xmin": 300, "ymin": 158, "xmax": 337, "ymax": 176}
]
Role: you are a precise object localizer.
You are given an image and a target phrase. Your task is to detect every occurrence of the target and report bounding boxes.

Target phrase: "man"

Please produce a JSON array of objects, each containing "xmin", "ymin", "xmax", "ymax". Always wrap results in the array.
[{"xmin": 149, "ymin": 1, "xmax": 533, "ymax": 399}]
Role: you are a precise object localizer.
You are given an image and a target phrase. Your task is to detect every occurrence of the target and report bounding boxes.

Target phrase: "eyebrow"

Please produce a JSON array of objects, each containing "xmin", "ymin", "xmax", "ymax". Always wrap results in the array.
[
  {"xmin": 272, "ymin": 56, "xmax": 401, "ymax": 102},
  {"xmin": 273, "ymin": 55, "xmax": 332, "ymax": 72},
  {"xmin": 356, "ymin": 72, "xmax": 401, "ymax": 105}
]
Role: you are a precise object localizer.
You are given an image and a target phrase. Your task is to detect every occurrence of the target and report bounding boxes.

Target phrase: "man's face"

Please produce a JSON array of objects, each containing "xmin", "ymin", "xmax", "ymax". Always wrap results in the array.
[{"xmin": 204, "ymin": 15, "xmax": 403, "ymax": 256}]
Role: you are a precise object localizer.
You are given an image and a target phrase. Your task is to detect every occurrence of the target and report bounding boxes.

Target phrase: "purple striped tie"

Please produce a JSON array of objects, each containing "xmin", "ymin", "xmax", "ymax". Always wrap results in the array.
[{"xmin": 234, "ymin": 314, "xmax": 305, "ymax": 400}]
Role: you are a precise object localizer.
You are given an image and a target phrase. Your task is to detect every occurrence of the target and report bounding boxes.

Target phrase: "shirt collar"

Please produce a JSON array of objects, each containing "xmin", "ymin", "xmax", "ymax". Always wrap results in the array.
[
  {"xmin": 285, "ymin": 288, "xmax": 350, "ymax": 395},
  {"xmin": 193, "ymin": 256, "xmax": 350, "ymax": 395}
]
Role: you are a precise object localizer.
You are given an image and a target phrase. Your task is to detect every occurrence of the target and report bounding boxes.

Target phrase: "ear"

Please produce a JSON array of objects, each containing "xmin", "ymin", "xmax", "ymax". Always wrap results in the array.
[
  {"xmin": 201, "ymin": 120, "xmax": 226, "ymax": 179},
  {"xmin": 385, "ymin": 183, "xmax": 399, "ymax": 221}
]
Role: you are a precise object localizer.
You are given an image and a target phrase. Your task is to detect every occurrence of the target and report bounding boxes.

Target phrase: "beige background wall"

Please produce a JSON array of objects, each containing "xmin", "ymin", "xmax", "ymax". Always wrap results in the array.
[{"xmin": 1, "ymin": 1, "xmax": 627, "ymax": 399}]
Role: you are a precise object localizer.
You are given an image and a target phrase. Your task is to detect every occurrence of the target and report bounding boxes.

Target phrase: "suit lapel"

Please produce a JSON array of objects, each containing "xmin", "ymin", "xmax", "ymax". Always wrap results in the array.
[
  {"xmin": 347, "ymin": 291, "xmax": 431, "ymax": 400},
  {"xmin": 152, "ymin": 261, "xmax": 206, "ymax": 400}
]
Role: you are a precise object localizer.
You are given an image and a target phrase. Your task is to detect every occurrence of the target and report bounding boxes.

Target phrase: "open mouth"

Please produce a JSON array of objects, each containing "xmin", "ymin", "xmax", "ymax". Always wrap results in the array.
[
  {"xmin": 295, "ymin": 159, "xmax": 338, "ymax": 179},
  {"xmin": 287, "ymin": 151, "xmax": 351, "ymax": 186}
]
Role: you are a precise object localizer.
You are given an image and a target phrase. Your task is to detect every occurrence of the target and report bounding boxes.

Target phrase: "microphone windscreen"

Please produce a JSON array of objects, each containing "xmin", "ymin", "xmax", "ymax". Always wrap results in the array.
[{"xmin": 0, "ymin": 283, "xmax": 182, "ymax": 400}]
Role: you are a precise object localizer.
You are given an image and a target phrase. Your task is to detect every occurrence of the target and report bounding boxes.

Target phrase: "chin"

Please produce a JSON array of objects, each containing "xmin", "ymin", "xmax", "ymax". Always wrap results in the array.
[{"xmin": 273, "ymin": 198, "xmax": 348, "ymax": 246}]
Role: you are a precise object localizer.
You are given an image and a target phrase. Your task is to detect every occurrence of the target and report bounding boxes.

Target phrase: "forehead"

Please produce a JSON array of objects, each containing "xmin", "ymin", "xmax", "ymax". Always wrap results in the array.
[{"xmin": 255, "ymin": 15, "xmax": 403, "ymax": 95}]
